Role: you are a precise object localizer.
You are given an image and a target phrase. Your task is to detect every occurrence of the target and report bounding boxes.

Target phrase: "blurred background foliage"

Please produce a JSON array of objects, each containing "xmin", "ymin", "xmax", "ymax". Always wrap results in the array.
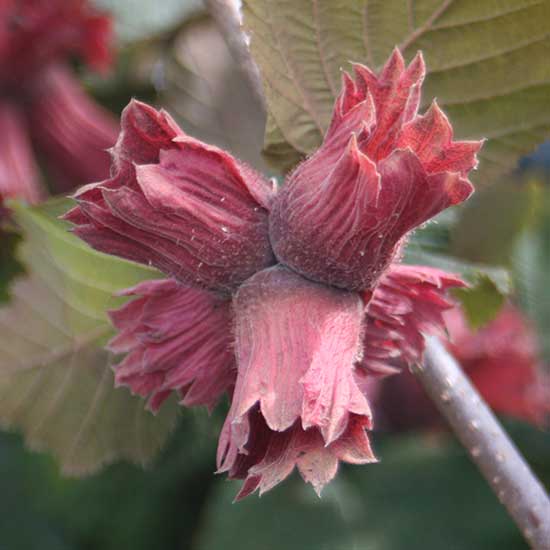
[
  {"xmin": 1, "ymin": 1, "xmax": 550, "ymax": 549},
  {"xmin": 2, "ymin": 419, "xmax": 549, "ymax": 550}
]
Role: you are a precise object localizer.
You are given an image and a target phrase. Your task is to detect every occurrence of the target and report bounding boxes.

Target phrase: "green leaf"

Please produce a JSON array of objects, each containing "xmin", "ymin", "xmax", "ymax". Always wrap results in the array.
[
  {"xmin": 453, "ymin": 274, "xmax": 505, "ymax": 329},
  {"xmin": 0, "ymin": 198, "xmax": 179, "ymax": 475},
  {"xmin": 405, "ymin": 237, "xmax": 511, "ymax": 294},
  {"xmin": 0, "ymin": 229, "xmax": 24, "ymax": 305},
  {"xmin": 405, "ymin": 230, "xmax": 511, "ymax": 326},
  {"xmin": 93, "ymin": 0, "xmax": 203, "ymax": 43},
  {"xmin": 243, "ymin": 0, "xmax": 550, "ymax": 184}
]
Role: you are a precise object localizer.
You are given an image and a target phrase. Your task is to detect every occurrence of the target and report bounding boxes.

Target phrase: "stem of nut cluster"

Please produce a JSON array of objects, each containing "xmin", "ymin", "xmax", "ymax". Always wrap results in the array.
[
  {"xmin": 204, "ymin": 0, "xmax": 266, "ymax": 109},
  {"xmin": 419, "ymin": 336, "xmax": 550, "ymax": 549},
  {"xmin": 204, "ymin": 3, "xmax": 550, "ymax": 546}
]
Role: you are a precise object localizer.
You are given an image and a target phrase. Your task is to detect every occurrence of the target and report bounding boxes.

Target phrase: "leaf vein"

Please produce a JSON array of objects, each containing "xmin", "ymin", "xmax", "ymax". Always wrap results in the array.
[
  {"xmin": 427, "ymin": 30, "xmax": 550, "ymax": 76},
  {"xmin": 262, "ymin": 5, "xmax": 325, "ymax": 132},
  {"xmin": 399, "ymin": 0, "xmax": 455, "ymax": 52},
  {"xmin": 430, "ymin": 0, "xmax": 544, "ymax": 31},
  {"xmin": 65, "ymin": 365, "xmax": 111, "ymax": 465},
  {"xmin": 311, "ymin": 0, "xmax": 338, "ymax": 96}
]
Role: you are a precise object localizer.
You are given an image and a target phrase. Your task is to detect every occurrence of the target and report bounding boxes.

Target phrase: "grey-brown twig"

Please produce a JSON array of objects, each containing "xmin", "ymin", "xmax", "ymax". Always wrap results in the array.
[
  {"xmin": 204, "ymin": 0, "xmax": 265, "ymax": 109},
  {"xmin": 419, "ymin": 336, "xmax": 550, "ymax": 549}
]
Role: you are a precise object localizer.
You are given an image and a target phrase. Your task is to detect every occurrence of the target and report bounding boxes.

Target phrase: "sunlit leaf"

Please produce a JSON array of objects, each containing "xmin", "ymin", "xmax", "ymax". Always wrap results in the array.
[
  {"xmin": 243, "ymin": 0, "xmax": 550, "ymax": 184},
  {"xmin": 0, "ymin": 198, "xmax": 179, "ymax": 475}
]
